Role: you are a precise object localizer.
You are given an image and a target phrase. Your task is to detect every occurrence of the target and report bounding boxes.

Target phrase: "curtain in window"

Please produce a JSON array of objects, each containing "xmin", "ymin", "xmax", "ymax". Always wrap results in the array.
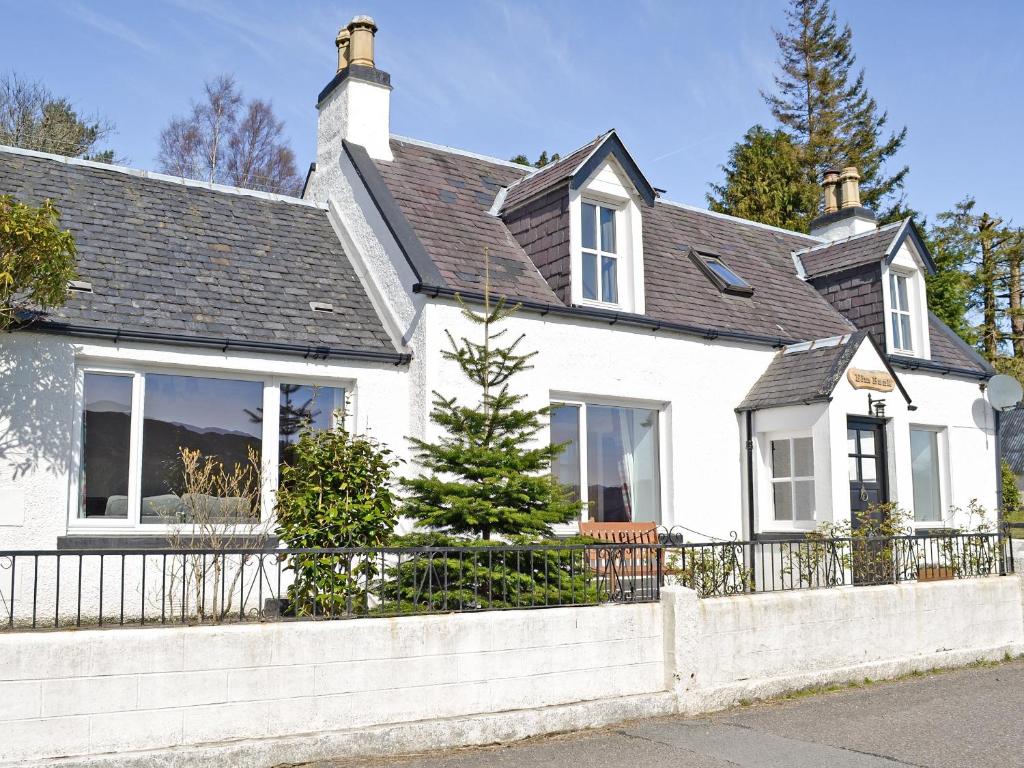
[{"xmin": 587, "ymin": 405, "xmax": 660, "ymax": 523}]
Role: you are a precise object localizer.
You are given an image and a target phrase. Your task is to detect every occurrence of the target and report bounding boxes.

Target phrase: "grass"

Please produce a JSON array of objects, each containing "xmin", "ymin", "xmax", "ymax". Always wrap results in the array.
[{"xmin": 735, "ymin": 652, "xmax": 1023, "ymax": 709}]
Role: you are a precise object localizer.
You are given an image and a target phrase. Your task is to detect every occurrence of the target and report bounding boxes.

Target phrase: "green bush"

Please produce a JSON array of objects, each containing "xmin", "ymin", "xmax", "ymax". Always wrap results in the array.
[
  {"xmin": 275, "ymin": 421, "xmax": 398, "ymax": 616},
  {"xmin": 376, "ymin": 533, "xmax": 603, "ymax": 613}
]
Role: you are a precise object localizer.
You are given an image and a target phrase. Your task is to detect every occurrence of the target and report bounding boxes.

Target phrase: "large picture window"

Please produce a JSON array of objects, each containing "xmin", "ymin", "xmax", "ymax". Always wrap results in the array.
[
  {"xmin": 770, "ymin": 436, "xmax": 815, "ymax": 522},
  {"xmin": 550, "ymin": 401, "xmax": 660, "ymax": 523},
  {"xmin": 75, "ymin": 369, "xmax": 349, "ymax": 530},
  {"xmin": 910, "ymin": 427, "xmax": 943, "ymax": 523}
]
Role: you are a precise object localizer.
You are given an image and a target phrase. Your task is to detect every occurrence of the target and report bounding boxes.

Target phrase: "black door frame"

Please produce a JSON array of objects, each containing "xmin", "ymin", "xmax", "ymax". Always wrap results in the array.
[{"xmin": 847, "ymin": 415, "xmax": 890, "ymax": 520}]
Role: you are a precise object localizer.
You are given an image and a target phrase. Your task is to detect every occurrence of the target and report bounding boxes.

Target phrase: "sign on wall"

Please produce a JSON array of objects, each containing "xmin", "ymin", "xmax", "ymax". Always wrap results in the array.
[{"xmin": 847, "ymin": 368, "xmax": 896, "ymax": 393}]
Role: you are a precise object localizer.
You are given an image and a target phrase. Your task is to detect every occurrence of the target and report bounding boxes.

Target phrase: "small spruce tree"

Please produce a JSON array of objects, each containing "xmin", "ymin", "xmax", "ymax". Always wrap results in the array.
[{"xmin": 401, "ymin": 258, "xmax": 579, "ymax": 539}]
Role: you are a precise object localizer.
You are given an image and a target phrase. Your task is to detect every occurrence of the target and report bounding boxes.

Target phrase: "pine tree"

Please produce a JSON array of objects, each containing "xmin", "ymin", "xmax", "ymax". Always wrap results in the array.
[
  {"xmin": 401, "ymin": 259, "xmax": 579, "ymax": 540},
  {"xmin": 510, "ymin": 151, "xmax": 561, "ymax": 168},
  {"xmin": 764, "ymin": 0, "xmax": 908, "ymax": 221},
  {"xmin": 707, "ymin": 125, "xmax": 819, "ymax": 232}
]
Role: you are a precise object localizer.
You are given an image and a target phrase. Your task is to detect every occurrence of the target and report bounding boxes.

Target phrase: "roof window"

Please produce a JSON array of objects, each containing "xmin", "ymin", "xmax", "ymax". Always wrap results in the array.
[
  {"xmin": 690, "ymin": 250, "xmax": 753, "ymax": 296},
  {"xmin": 309, "ymin": 301, "xmax": 334, "ymax": 313},
  {"xmin": 68, "ymin": 280, "xmax": 93, "ymax": 293}
]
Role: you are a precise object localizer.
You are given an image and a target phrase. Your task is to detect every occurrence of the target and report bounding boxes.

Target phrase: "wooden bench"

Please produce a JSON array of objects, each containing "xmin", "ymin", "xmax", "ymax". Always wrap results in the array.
[{"xmin": 579, "ymin": 522, "xmax": 662, "ymax": 598}]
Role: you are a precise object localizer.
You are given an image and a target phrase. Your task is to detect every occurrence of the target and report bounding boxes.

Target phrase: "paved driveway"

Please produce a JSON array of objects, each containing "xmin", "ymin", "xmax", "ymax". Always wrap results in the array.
[{"xmin": 310, "ymin": 659, "xmax": 1024, "ymax": 768}]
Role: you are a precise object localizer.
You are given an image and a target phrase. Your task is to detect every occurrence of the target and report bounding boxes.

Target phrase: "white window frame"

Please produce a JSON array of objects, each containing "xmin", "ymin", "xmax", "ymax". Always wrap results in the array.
[
  {"xmin": 579, "ymin": 199, "xmax": 622, "ymax": 306},
  {"xmin": 759, "ymin": 430, "xmax": 818, "ymax": 532},
  {"xmin": 889, "ymin": 270, "xmax": 914, "ymax": 353},
  {"xmin": 549, "ymin": 396, "xmax": 665, "ymax": 526},
  {"xmin": 908, "ymin": 425, "xmax": 949, "ymax": 528},
  {"xmin": 69, "ymin": 364, "xmax": 352, "ymax": 534},
  {"xmin": 881, "ymin": 245, "xmax": 930, "ymax": 359}
]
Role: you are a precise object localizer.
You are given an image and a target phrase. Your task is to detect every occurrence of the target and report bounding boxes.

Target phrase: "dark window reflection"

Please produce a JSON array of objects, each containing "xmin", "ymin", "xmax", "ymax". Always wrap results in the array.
[
  {"xmin": 550, "ymin": 404, "xmax": 581, "ymax": 501},
  {"xmin": 279, "ymin": 384, "xmax": 345, "ymax": 465},
  {"xmin": 140, "ymin": 374, "xmax": 263, "ymax": 524},
  {"xmin": 81, "ymin": 373, "xmax": 133, "ymax": 518}
]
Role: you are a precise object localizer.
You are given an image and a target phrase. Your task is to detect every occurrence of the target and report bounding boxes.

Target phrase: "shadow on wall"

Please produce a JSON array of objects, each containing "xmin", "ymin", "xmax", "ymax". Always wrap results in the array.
[
  {"xmin": 0, "ymin": 333, "xmax": 75, "ymax": 481},
  {"xmin": 972, "ymin": 397, "xmax": 994, "ymax": 432}
]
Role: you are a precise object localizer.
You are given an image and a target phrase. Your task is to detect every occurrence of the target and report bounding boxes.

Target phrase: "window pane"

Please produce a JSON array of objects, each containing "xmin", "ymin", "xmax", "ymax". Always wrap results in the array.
[
  {"xmin": 896, "ymin": 275, "xmax": 909, "ymax": 310},
  {"xmin": 280, "ymin": 384, "xmax": 344, "ymax": 463},
  {"xmin": 141, "ymin": 374, "xmax": 263, "ymax": 524},
  {"xmin": 582, "ymin": 252, "xmax": 598, "ymax": 300},
  {"xmin": 848, "ymin": 456, "xmax": 860, "ymax": 481},
  {"xmin": 847, "ymin": 429, "xmax": 858, "ymax": 454},
  {"xmin": 911, "ymin": 429, "xmax": 942, "ymax": 522},
  {"xmin": 586, "ymin": 405, "xmax": 660, "ymax": 523},
  {"xmin": 900, "ymin": 314, "xmax": 912, "ymax": 350},
  {"xmin": 81, "ymin": 373, "xmax": 133, "ymax": 519},
  {"xmin": 601, "ymin": 256, "xmax": 618, "ymax": 303},
  {"xmin": 792, "ymin": 437, "xmax": 813, "ymax": 477},
  {"xmin": 891, "ymin": 312, "xmax": 903, "ymax": 349},
  {"xmin": 860, "ymin": 457, "xmax": 877, "ymax": 482},
  {"xmin": 773, "ymin": 481, "xmax": 793, "ymax": 521},
  {"xmin": 705, "ymin": 259, "xmax": 749, "ymax": 289},
  {"xmin": 771, "ymin": 439, "xmax": 791, "ymax": 478},
  {"xmin": 550, "ymin": 405, "xmax": 581, "ymax": 502},
  {"xmin": 793, "ymin": 480, "xmax": 815, "ymax": 520},
  {"xmin": 889, "ymin": 272, "xmax": 897, "ymax": 307},
  {"xmin": 581, "ymin": 203, "xmax": 597, "ymax": 250},
  {"xmin": 859, "ymin": 430, "xmax": 875, "ymax": 456},
  {"xmin": 599, "ymin": 206, "xmax": 616, "ymax": 253}
]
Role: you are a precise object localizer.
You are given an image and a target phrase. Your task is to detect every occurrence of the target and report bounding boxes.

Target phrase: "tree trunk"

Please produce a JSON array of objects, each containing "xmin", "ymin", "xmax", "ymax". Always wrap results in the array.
[
  {"xmin": 980, "ymin": 216, "xmax": 1000, "ymax": 361},
  {"xmin": 1010, "ymin": 245, "xmax": 1024, "ymax": 358}
]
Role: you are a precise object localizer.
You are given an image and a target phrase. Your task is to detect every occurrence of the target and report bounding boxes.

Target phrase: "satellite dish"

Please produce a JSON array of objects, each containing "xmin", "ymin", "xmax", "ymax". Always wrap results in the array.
[{"xmin": 987, "ymin": 374, "xmax": 1023, "ymax": 412}]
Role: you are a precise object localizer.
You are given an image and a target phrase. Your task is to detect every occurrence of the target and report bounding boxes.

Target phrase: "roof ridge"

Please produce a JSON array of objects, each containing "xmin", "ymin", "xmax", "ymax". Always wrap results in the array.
[
  {"xmin": 793, "ymin": 220, "xmax": 903, "ymax": 256},
  {"xmin": 499, "ymin": 130, "xmax": 612, "ymax": 199},
  {"xmin": 388, "ymin": 134, "xmax": 535, "ymax": 172},
  {"xmin": 0, "ymin": 144, "xmax": 326, "ymax": 209},
  {"xmin": 655, "ymin": 198, "xmax": 823, "ymax": 242}
]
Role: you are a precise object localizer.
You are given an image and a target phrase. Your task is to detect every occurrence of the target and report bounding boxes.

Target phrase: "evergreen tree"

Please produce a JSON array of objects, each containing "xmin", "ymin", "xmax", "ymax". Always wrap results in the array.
[
  {"xmin": 763, "ymin": 0, "xmax": 908, "ymax": 221},
  {"xmin": 401, "ymin": 261, "xmax": 579, "ymax": 540},
  {"xmin": 510, "ymin": 150, "xmax": 561, "ymax": 168},
  {"xmin": 928, "ymin": 197, "xmax": 1023, "ymax": 360},
  {"xmin": 707, "ymin": 125, "xmax": 819, "ymax": 232},
  {"xmin": 0, "ymin": 73, "xmax": 117, "ymax": 162}
]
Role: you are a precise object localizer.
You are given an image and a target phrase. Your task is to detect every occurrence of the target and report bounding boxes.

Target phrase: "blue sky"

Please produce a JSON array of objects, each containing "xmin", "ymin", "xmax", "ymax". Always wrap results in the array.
[{"xmin": 4, "ymin": 1, "xmax": 1022, "ymax": 223}]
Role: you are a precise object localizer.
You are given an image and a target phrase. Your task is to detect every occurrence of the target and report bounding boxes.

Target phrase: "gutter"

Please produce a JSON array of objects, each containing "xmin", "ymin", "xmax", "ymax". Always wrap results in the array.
[
  {"xmin": 888, "ymin": 355, "xmax": 990, "ymax": 381},
  {"xmin": 412, "ymin": 283, "xmax": 797, "ymax": 349},
  {"xmin": 21, "ymin": 321, "xmax": 413, "ymax": 366}
]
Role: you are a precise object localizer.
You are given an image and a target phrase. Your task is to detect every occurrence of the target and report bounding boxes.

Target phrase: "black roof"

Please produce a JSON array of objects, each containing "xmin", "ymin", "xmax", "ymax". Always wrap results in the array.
[
  {"xmin": 1001, "ymin": 406, "xmax": 1024, "ymax": 475},
  {"xmin": 737, "ymin": 331, "xmax": 911, "ymax": 411},
  {"xmin": 0, "ymin": 148, "xmax": 404, "ymax": 363}
]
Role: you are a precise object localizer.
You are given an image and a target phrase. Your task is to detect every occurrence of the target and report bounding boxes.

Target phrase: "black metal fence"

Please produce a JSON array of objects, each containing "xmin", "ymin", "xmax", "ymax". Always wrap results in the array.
[
  {"xmin": 661, "ymin": 529, "xmax": 1012, "ymax": 597},
  {"xmin": 0, "ymin": 529, "xmax": 1013, "ymax": 631},
  {"xmin": 0, "ymin": 542, "xmax": 661, "ymax": 631}
]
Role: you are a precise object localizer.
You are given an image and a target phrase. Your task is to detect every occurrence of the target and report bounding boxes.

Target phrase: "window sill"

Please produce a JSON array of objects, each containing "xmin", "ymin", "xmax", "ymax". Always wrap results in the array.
[{"xmin": 56, "ymin": 534, "xmax": 280, "ymax": 551}]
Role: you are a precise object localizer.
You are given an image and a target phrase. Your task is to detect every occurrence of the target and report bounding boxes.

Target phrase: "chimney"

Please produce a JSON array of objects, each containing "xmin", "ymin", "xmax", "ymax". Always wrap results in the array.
[
  {"xmin": 809, "ymin": 164, "xmax": 877, "ymax": 241},
  {"xmin": 306, "ymin": 14, "xmax": 392, "ymax": 202},
  {"xmin": 335, "ymin": 27, "xmax": 350, "ymax": 72}
]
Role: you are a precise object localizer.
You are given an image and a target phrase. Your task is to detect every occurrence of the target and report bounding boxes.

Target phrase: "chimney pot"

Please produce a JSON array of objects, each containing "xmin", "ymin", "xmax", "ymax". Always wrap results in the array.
[
  {"xmin": 822, "ymin": 168, "xmax": 840, "ymax": 214},
  {"xmin": 838, "ymin": 166, "xmax": 862, "ymax": 209},
  {"xmin": 335, "ymin": 28, "xmax": 350, "ymax": 72},
  {"xmin": 347, "ymin": 15, "xmax": 378, "ymax": 68}
]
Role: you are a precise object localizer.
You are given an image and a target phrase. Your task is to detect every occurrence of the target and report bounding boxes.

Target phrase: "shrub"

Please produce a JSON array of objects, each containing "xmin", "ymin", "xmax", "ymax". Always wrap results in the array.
[
  {"xmin": 377, "ymin": 533, "xmax": 602, "ymax": 613},
  {"xmin": 275, "ymin": 420, "xmax": 398, "ymax": 616}
]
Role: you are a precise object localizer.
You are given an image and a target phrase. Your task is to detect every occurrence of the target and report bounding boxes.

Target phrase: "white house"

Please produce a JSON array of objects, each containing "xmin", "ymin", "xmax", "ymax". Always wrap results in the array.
[{"xmin": 0, "ymin": 16, "xmax": 999, "ymax": 553}]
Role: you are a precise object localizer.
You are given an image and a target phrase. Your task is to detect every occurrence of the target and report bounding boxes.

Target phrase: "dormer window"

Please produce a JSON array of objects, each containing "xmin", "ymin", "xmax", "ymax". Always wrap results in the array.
[
  {"xmin": 889, "ymin": 271, "xmax": 913, "ymax": 353},
  {"xmin": 581, "ymin": 201, "xmax": 619, "ymax": 304}
]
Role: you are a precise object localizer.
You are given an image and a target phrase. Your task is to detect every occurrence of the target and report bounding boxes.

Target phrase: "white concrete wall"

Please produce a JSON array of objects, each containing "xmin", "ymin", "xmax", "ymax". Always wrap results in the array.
[
  {"xmin": 0, "ymin": 602, "xmax": 663, "ymax": 765},
  {"xmin": 665, "ymin": 576, "xmax": 1024, "ymax": 713},
  {"xmin": 422, "ymin": 300, "xmax": 777, "ymax": 539}
]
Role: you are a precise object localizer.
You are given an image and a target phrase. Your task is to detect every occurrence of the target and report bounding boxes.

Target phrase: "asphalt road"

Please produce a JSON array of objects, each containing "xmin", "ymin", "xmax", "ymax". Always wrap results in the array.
[{"xmin": 310, "ymin": 659, "xmax": 1024, "ymax": 768}]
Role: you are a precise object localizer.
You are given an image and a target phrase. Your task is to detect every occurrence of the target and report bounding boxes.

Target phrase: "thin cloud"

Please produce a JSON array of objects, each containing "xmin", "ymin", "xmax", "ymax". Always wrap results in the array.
[{"xmin": 65, "ymin": 3, "xmax": 158, "ymax": 54}]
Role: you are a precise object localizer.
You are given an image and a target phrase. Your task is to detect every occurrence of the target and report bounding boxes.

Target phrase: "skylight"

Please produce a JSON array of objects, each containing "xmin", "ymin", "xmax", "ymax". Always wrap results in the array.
[{"xmin": 690, "ymin": 250, "xmax": 754, "ymax": 296}]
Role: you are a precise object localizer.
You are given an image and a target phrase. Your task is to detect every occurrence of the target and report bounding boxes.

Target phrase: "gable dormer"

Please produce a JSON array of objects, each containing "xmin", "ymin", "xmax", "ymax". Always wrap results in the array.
[
  {"xmin": 799, "ymin": 169, "xmax": 935, "ymax": 360},
  {"xmin": 499, "ymin": 130, "xmax": 655, "ymax": 314}
]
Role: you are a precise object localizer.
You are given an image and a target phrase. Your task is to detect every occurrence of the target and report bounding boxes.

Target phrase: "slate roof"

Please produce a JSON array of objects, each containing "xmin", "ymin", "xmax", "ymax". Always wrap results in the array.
[
  {"xmin": 0, "ymin": 148, "xmax": 401, "ymax": 360},
  {"xmin": 1000, "ymin": 407, "xmax": 1024, "ymax": 475},
  {"xmin": 500, "ymin": 132, "xmax": 607, "ymax": 212},
  {"xmin": 371, "ymin": 137, "xmax": 854, "ymax": 342},
  {"xmin": 736, "ymin": 333, "xmax": 864, "ymax": 411},
  {"xmin": 796, "ymin": 221, "xmax": 903, "ymax": 278}
]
